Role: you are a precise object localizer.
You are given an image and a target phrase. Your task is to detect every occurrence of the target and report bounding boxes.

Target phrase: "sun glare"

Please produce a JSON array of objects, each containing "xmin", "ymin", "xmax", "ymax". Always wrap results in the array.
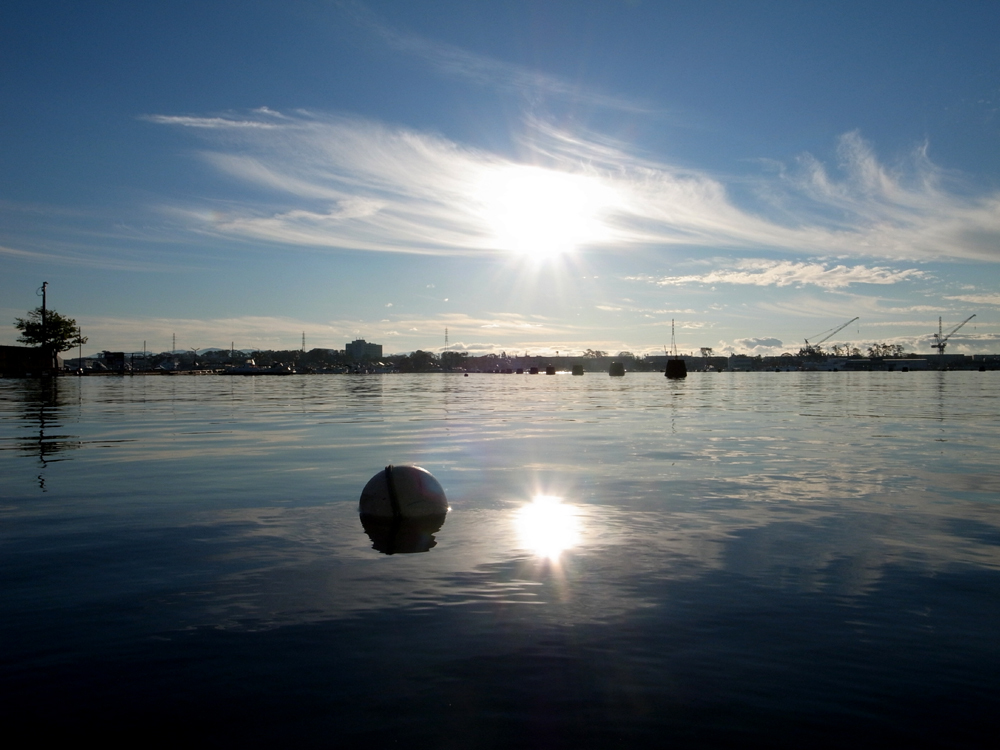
[
  {"xmin": 476, "ymin": 165, "xmax": 615, "ymax": 259},
  {"xmin": 515, "ymin": 495, "xmax": 581, "ymax": 560}
]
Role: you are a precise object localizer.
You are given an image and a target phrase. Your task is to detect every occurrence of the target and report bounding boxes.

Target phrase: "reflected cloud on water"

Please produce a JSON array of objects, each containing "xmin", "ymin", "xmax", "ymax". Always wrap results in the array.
[
  {"xmin": 165, "ymin": 461, "xmax": 1000, "ymax": 633},
  {"xmin": 3, "ymin": 373, "xmax": 1000, "ymax": 635},
  {"xmin": 2, "ymin": 373, "xmax": 999, "ymax": 746}
]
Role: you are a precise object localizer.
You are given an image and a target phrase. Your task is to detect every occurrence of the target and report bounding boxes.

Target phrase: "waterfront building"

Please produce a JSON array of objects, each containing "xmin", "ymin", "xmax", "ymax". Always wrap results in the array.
[
  {"xmin": 0, "ymin": 345, "xmax": 61, "ymax": 377},
  {"xmin": 345, "ymin": 339, "xmax": 382, "ymax": 361}
]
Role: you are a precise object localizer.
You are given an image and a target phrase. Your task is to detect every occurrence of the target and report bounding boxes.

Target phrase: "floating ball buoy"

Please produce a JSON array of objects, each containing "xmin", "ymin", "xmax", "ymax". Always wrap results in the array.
[
  {"xmin": 359, "ymin": 465, "xmax": 448, "ymax": 520},
  {"xmin": 359, "ymin": 465, "xmax": 448, "ymax": 555},
  {"xmin": 665, "ymin": 359, "xmax": 687, "ymax": 379}
]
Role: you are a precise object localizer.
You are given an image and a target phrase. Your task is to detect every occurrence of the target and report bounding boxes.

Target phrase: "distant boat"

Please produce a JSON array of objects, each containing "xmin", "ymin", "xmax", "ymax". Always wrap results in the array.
[
  {"xmin": 665, "ymin": 320, "xmax": 687, "ymax": 379},
  {"xmin": 609, "ymin": 362, "xmax": 625, "ymax": 377}
]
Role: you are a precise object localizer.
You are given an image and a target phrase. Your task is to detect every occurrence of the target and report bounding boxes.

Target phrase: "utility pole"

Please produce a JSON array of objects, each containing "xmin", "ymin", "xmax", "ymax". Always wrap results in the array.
[
  {"xmin": 445, "ymin": 327, "xmax": 449, "ymax": 345},
  {"xmin": 39, "ymin": 281, "xmax": 47, "ymax": 338},
  {"xmin": 37, "ymin": 281, "xmax": 50, "ymax": 371}
]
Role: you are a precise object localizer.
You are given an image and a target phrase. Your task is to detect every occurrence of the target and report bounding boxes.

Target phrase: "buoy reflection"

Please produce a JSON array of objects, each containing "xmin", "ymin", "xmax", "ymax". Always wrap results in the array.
[{"xmin": 515, "ymin": 495, "xmax": 580, "ymax": 560}]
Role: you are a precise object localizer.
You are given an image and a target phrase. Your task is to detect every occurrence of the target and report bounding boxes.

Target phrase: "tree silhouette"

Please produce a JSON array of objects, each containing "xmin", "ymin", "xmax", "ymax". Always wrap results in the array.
[
  {"xmin": 14, "ymin": 307, "xmax": 87, "ymax": 353},
  {"xmin": 867, "ymin": 342, "xmax": 904, "ymax": 358}
]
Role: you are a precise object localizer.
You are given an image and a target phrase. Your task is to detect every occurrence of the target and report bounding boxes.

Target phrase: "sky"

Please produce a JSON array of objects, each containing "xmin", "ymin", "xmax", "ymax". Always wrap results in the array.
[{"xmin": 2, "ymin": 0, "xmax": 1000, "ymax": 357}]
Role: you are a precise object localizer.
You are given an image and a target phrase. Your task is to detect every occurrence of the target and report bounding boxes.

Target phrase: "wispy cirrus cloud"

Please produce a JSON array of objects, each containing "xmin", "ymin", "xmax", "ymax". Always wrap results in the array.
[
  {"xmin": 340, "ymin": 1, "xmax": 651, "ymax": 114},
  {"xmin": 596, "ymin": 303, "xmax": 698, "ymax": 315},
  {"xmin": 155, "ymin": 112, "xmax": 505, "ymax": 256},
  {"xmin": 141, "ymin": 114, "xmax": 282, "ymax": 129},
  {"xmin": 1, "ymin": 243, "xmax": 52, "ymax": 260},
  {"xmin": 629, "ymin": 259, "xmax": 926, "ymax": 289},
  {"xmin": 0, "ymin": 200, "xmax": 212, "ymax": 271},
  {"xmin": 878, "ymin": 305, "xmax": 950, "ymax": 313},
  {"xmin": 946, "ymin": 293, "xmax": 1000, "ymax": 306},
  {"xmin": 769, "ymin": 131, "xmax": 1000, "ymax": 260},
  {"xmin": 148, "ymin": 110, "xmax": 1000, "ymax": 262},
  {"xmin": 0, "ymin": 240, "xmax": 178, "ymax": 272}
]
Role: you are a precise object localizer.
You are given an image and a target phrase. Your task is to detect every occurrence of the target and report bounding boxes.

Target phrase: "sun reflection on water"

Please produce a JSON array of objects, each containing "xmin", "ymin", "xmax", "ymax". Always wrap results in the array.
[{"xmin": 515, "ymin": 495, "xmax": 581, "ymax": 560}]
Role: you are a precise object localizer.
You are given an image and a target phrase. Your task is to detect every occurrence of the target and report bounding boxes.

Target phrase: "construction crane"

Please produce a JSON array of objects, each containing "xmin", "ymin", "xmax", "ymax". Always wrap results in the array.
[
  {"xmin": 932, "ymin": 315, "xmax": 975, "ymax": 354},
  {"xmin": 803, "ymin": 317, "xmax": 859, "ymax": 355}
]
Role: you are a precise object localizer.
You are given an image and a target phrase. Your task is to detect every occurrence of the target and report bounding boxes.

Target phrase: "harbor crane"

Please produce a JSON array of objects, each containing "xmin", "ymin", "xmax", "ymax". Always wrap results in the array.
[
  {"xmin": 932, "ymin": 315, "xmax": 975, "ymax": 354},
  {"xmin": 802, "ymin": 317, "xmax": 859, "ymax": 355}
]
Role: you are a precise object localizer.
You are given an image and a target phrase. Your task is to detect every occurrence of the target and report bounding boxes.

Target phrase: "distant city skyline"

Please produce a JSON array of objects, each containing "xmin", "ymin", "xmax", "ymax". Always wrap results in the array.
[{"xmin": 3, "ymin": 1, "xmax": 999, "ymax": 356}]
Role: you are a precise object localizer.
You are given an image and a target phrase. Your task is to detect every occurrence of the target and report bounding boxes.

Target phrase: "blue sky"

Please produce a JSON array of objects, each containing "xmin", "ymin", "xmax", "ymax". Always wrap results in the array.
[{"xmin": 2, "ymin": 0, "xmax": 999, "ymax": 356}]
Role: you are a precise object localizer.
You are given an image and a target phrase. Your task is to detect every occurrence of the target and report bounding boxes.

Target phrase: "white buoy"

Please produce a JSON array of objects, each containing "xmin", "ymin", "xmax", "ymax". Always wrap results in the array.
[{"xmin": 359, "ymin": 465, "xmax": 448, "ymax": 520}]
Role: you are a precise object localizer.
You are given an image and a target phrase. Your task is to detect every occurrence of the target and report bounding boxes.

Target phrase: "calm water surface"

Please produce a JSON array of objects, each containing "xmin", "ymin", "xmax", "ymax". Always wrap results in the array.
[{"xmin": 2, "ymin": 372, "xmax": 998, "ymax": 747}]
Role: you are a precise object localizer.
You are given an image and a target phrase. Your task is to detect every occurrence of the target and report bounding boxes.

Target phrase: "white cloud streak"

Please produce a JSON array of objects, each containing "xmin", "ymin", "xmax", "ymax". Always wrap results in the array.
[
  {"xmin": 946, "ymin": 293, "xmax": 1000, "ymax": 306},
  {"xmin": 1, "ymin": 243, "xmax": 52, "ymax": 260},
  {"xmin": 141, "ymin": 114, "xmax": 281, "ymax": 129},
  {"xmin": 0, "ymin": 241, "xmax": 177, "ymax": 272},
  {"xmin": 149, "ymin": 111, "xmax": 1000, "ymax": 262},
  {"xmin": 632, "ymin": 259, "xmax": 926, "ymax": 289},
  {"xmin": 340, "ymin": 2, "xmax": 651, "ymax": 114}
]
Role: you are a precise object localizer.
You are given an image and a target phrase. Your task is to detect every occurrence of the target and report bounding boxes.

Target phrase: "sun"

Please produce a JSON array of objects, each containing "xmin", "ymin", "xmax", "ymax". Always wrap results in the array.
[{"xmin": 476, "ymin": 165, "xmax": 615, "ymax": 259}]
